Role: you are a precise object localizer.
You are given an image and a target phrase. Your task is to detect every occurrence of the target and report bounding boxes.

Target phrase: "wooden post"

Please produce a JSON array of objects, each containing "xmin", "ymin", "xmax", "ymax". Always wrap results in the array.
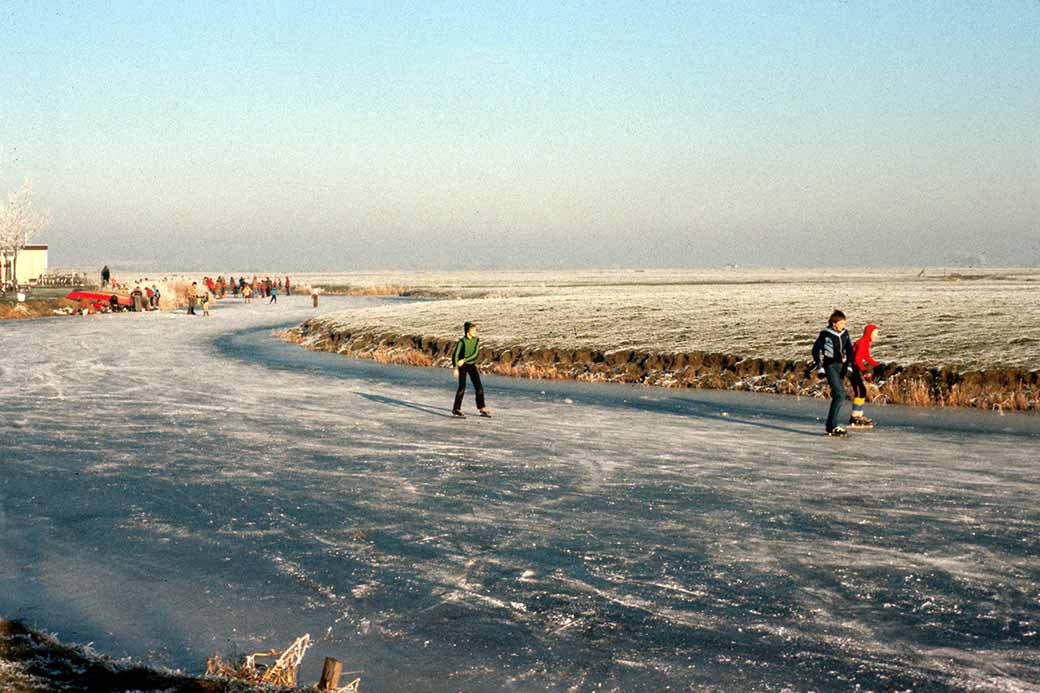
[{"xmin": 317, "ymin": 657, "xmax": 343, "ymax": 690}]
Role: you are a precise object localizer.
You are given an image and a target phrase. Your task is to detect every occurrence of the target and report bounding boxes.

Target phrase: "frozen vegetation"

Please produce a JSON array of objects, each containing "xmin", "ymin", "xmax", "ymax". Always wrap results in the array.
[
  {"xmin": 2, "ymin": 294, "xmax": 1039, "ymax": 691},
  {"xmin": 292, "ymin": 268, "xmax": 1040, "ymax": 370}
]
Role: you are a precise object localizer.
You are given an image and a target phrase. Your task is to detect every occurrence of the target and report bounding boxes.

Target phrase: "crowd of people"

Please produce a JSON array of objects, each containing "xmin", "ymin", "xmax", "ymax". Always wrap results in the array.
[
  {"xmin": 197, "ymin": 275, "xmax": 291, "ymax": 301},
  {"xmin": 186, "ymin": 275, "xmax": 294, "ymax": 314},
  {"xmin": 94, "ymin": 267, "xmax": 297, "ymax": 317}
]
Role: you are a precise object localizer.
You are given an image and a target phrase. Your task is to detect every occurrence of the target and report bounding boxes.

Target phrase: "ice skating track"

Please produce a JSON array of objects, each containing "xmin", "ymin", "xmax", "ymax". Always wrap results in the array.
[{"xmin": 2, "ymin": 297, "xmax": 1038, "ymax": 691}]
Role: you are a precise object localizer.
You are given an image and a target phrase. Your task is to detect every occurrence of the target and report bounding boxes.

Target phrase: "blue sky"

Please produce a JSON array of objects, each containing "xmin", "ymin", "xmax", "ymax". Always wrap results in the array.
[{"xmin": 2, "ymin": 1, "xmax": 1038, "ymax": 269}]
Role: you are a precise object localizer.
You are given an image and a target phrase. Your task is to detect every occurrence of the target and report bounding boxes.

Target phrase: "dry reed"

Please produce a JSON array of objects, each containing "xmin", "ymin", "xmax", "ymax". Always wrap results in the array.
[{"xmin": 206, "ymin": 633, "xmax": 311, "ymax": 687}]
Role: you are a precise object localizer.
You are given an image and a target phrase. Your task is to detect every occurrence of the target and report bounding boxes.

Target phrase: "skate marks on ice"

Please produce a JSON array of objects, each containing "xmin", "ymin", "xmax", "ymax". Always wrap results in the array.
[
  {"xmin": 2, "ymin": 300, "xmax": 1039, "ymax": 691},
  {"xmin": 214, "ymin": 320, "xmax": 1040, "ymax": 691}
]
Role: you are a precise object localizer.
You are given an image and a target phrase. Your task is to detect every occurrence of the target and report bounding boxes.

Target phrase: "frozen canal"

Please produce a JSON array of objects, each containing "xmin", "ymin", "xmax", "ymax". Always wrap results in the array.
[{"xmin": 2, "ymin": 296, "xmax": 1039, "ymax": 691}]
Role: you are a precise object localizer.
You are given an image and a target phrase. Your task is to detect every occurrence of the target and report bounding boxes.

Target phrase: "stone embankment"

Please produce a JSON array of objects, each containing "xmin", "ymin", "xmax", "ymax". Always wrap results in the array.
[{"xmin": 281, "ymin": 321, "xmax": 1040, "ymax": 413}]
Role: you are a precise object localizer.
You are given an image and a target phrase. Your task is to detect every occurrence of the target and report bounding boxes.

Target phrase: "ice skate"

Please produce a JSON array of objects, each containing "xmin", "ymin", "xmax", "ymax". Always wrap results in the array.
[
  {"xmin": 826, "ymin": 427, "xmax": 849, "ymax": 438},
  {"xmin": 452, "ymin": 410, "xmax": 466, "ymax": 418},
  {"xmin": 479, "ymin": 408, "xmax": 492, "ymax": 418},
  {"xmin": 848, "ymin": 416, "xmax": 876, "ymax": 429}
]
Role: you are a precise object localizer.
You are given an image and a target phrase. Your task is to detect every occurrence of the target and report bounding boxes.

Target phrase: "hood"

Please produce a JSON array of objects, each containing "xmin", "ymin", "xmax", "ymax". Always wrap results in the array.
[{"xmin": 863, "ymin": 324, "xmax": 878, "ymax": 340}]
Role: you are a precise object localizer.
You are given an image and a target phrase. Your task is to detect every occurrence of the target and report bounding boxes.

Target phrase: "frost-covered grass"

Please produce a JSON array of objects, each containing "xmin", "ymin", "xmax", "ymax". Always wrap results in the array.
[
  {"xmin": 3, "ymin": 295, "xmax": 1039, "ymax": 691},
  {"xmin": 292, "ymin": 268, "xmax": 1040, "ymax": 369},
  {"xmin": 0, "ymin": 619, "xmax": 279, "ymax": 692}
]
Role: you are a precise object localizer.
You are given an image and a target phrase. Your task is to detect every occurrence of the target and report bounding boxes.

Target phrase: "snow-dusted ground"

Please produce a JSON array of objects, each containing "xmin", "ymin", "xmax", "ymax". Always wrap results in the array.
[
  {"xmin": 289, "ymin": 268, "xmax": 1040, "ymax": 369},
  {"xmin": 2, "ymin": 296, "xmax": 1039, "ymax": 691}
]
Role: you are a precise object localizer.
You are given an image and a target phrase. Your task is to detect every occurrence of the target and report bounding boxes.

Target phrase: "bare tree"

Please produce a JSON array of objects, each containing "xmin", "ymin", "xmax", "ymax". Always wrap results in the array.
[{"xmin": 0, "ymin": 179, "xmax": 51, "ymax": 288}]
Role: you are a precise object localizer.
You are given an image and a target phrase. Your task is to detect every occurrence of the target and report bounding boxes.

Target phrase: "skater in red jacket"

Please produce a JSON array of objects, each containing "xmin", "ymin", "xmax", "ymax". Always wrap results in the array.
[{"xmin": 849, "ymin": 324, "xmax": 880, "ymax": 428}]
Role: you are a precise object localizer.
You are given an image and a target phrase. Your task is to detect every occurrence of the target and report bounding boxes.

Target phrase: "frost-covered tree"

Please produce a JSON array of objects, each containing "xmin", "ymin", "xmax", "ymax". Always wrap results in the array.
[{"xmin": 0, "ymin": 179, "xmax": 51, "ymax": 287}]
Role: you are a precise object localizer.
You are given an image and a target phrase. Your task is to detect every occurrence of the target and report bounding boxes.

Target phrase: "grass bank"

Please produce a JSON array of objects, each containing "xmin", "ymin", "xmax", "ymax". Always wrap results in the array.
[
  {"xmin": 0, "ymin": 298, "xmax": 79, "ymax": 321},
  {"xmin": 0, "ymin": 619, "xmax": 348, "ymax": 692},
  {"xmin": 280, "ymin": 322, "xmax": 1040, "ymax": 413},
  {"xmin": 0, "ymin": 620, "xmax": 227, "ymax": 692}
]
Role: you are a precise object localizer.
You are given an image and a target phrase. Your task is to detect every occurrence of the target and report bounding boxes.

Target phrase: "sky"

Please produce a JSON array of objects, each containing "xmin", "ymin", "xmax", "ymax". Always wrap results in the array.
[{"xmin": 2, "ymin": 1, "xmax": 1038, "ymax": 271}]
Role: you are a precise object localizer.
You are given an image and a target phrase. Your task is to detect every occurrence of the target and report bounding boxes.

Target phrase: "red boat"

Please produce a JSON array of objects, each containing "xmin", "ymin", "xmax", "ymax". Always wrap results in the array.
[{"xmin": 66, "ymin": 290, "xmax": 133, "ymax": 307}]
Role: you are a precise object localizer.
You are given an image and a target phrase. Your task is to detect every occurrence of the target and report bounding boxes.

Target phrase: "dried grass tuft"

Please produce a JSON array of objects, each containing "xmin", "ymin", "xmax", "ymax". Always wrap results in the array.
[{"xmin": 206, "ymin": 633, "xmax": 311, "ymax": 687}]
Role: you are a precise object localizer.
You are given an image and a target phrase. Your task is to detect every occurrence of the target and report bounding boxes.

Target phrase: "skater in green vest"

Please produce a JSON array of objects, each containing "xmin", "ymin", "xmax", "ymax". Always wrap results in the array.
[{"xmin": 452, "ymin": 322, "xmax": 490, "ymax": 418}]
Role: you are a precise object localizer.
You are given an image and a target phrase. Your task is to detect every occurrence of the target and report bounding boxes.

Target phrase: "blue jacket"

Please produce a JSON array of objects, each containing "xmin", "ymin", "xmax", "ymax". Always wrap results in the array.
[{"xmin": 812, "ymin": 326, "xmax": 853, "ymax": 369}]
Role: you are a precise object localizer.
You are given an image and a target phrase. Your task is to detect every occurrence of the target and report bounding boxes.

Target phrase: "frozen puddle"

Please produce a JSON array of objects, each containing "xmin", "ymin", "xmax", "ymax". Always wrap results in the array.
[{"xmin": 2, "ymin": 296, "xmax": 1039, "ymax": 691}]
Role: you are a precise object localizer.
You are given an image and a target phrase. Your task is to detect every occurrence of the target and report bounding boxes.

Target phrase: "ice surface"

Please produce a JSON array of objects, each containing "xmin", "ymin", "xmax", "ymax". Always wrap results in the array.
[{"xmin": 2, "ymin": 295, "xmax": 1039, "ymax": 691}]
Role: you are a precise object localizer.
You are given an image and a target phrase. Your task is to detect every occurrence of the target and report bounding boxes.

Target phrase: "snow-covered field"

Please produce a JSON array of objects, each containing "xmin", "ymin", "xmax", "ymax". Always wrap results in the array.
[
  {"xmin": 2, "ymin": 295, "xmax": 1039, "ymax": 691},
  {"xmin": 291, "ymin": 268, "xmax": 1040, "ymax": 369}
]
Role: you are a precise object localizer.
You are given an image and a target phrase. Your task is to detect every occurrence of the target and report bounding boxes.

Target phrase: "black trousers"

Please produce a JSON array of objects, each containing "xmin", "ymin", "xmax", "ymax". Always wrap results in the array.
[
  {"xmin": 849, "ymin": 369, "xmax": 867, "ymax": 399},
  {"xmin": 453, "ymin": 364, "xmax": 486, "ymax": 411}
]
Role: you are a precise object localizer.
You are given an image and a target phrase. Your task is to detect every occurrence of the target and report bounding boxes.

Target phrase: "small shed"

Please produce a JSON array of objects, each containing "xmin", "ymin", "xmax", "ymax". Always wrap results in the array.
[{"xmin": 0, "ymin": 244, "xmax": 48, "ymax": 285}]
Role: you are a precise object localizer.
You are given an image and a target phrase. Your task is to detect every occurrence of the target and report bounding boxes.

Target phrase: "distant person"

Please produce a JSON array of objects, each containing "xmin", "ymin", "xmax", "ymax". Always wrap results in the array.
[
  {"xmin": 285, "ymin": 276, "xmax": 291, "ymax": 295},
  {"xmin": 269, "ymin": 283, "xmax": 278, "ymax": 304},
  {"xmin": 187, "ymin": 281, "xmax": 198, "ymax": 315},
  {"xmin": 451, "ymin": 321, "xmax": 491, "ymax": 418},
  {"xmin": 849, "ymin": 324, "xmax": 881, "ymax": 428},
  {"xmin": 151, "ymin": 284, "xmax": 161, "ymax": 308},
  {"xmin": 100, "ymin": 265, "xmax": 110, "ymax": 287},
  {"xmin": 131, "ymin": 285, "xmax": 144, "ymax": 312},
  {"xmin": 201, "ymin": 290, "xmax": 211, "ymax": 316},
  {"xmin": 812, "ymin": 309, "xmax": 854, "ymax": 437},
  {"xmin": 243, "ymin": 284, "xmax": 253, "ymax": 302},
  {"xmin": 311, "ymin": 286, "xmax": 319, "ymax": 308}
]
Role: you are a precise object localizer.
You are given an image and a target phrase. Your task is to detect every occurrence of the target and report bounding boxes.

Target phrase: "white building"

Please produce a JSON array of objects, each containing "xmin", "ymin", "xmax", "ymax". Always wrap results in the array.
[{"xmin": 0, "ymin": 244, "xmax": 48, "ymax": 285}]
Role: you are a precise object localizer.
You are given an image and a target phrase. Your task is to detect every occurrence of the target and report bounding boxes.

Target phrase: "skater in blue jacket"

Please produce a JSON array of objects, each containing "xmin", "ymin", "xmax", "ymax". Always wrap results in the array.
[{"xmin": 812, "ymin": 310, "xmax": 855, "ymax": 437}]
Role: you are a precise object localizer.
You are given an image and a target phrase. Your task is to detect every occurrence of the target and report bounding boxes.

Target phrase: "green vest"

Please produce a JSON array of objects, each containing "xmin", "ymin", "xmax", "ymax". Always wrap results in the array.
[{"xmin": 452, "ymin": 336, "xmax": 480, "ymax": 366}]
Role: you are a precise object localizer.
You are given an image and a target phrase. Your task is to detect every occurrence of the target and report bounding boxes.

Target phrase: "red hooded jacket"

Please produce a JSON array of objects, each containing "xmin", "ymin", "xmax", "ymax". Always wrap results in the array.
[{"xmin": 852, "ymin": 324, "xmax": 879, "ymax": 372}]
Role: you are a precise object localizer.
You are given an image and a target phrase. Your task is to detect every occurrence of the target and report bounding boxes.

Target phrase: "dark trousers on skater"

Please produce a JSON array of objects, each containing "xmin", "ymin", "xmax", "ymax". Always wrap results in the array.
[
  {"xmin": 849, "ymin": 370, "xmax": 867, "ymax": 401},
  {"xmin": 454, "ymin": 364, "xmax": 485, "ymax": 412},
  {"xmin": 849, "ymin": 369, "xmax": 868, "ymax": 421},
  {"xmin": 825, "ymin": 363, "xmax": 848, "ymax": 432}
]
